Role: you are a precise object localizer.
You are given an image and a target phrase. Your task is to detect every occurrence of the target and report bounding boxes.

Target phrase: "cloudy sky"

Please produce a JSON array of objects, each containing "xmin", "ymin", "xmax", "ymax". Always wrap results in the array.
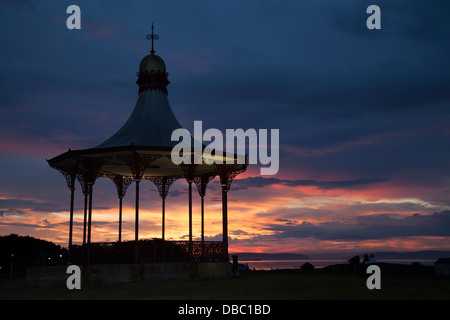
[{"xmin": 1, "ymin": 0, "xmax": 449, "ymax": 257}]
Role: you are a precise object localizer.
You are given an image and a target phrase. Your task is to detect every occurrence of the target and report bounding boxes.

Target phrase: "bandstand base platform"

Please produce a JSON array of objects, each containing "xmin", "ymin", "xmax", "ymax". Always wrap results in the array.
[{"xmin": 26, "ymin": 262, "xmax": 232, "ymax": 288}]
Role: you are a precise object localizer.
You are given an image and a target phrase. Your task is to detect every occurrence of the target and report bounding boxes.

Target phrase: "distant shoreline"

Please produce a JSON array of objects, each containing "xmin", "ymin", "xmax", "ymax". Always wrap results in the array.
[
  {"xmin": 231, "ymin": 250, "xmax": 450, "ymax": 262},
  {"xmin": 237, "ymin": 258, "xmax": 438, "ymax": 270},
  {"xmin": 238, "ymin": 261, "xmax": 436, "ymax": 277}
]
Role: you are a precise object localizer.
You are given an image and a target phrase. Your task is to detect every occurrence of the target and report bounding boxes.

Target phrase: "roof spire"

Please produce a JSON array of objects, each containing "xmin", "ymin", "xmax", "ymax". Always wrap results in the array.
[{"xmin": 146, "ymin": 23, "xmax": 159, "ymax": 54}]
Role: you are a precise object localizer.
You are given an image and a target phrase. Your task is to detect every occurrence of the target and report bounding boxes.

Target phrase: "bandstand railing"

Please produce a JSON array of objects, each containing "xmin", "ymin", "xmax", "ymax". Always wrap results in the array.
[{"xmin": 70, "ymin": 239, "xmax": 228, "ymax": 265}]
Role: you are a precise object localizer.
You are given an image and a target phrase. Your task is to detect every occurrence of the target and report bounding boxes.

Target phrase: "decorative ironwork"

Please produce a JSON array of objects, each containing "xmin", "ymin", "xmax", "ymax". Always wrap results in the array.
[
  {"xmin": 215, "ymin": 164, "xmax": 246, "ymax": 192},
  {"xmin": 137, "ymin": 23, "xmax": 169, "ymax": 94},
  {"xmin": 193, "ymin": 173, "xmax": 216, "ymax": 197},
  {"xmin": 146, "ymin": 23, "xmax": 159, "ymax": 54},
  {"xmin": 70, "ymin": 240, "xmax": 227, "ymax": 265},
  {"xmin": 75, "ymin": 172, "xmax": 90, "ymax": 245},
  {"xmin": 180, "ymin": 163, "xmax": 199, "ymax": 183},
  {"xmin": 50, "ymin": 163, "xmax": 78, "ymax": 191},
  {"xmin": 147, "ymin": 176, "xmax": 179, "ymax": 199},
  {"xmin": 136, "ymin": 69, "xmax": 169, "ymax": 94},
  {"xmin": 107, "ymin": 175, "xmax": 134, "ymax": 199},
  {"xmin": 50, "ymin": 162, "xmax": 78, "ymax": 253},
  {"xmin": 120, "ymin": 152, "xmax": 161, "ymax": 180},
  {"xmin": 76, "ymin": 172, "xmax": 89, "ymax": 196},
  {"xmin": 77, "ymin": 156, "xmax": 108, "ymax": 185}
]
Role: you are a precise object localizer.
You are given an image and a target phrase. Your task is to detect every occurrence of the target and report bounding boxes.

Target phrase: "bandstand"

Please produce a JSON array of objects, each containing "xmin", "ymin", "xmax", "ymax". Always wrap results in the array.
[{"xmin": 47, "ymin": 25, "xmax": 246, "ymax": 272}]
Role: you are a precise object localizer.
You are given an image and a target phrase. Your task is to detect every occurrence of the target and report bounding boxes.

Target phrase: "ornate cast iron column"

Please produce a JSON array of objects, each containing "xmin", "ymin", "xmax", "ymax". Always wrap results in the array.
[
  {"xmin": 87, "ymin": 183, "xmax": 94, "ymax": 244},
  {"xmin": 78, "ymin": 158, "xmax": 105, "ymax": 245},
  {"xmin": 147, "ymin": 176, "xmax": 179, "ymax": 240},
  {"xmin": 77, "ymin": 157, "xmax": 106, "ymax": 264},
  {"xmin": 122, "ymin": 150, "xmax": 160, "ymax": 243},
  {"xmin": 108, "ymin": 175, "xmax": 133, "ymax": 242},
  {"xmin": 193, "ymin": 173, "xmax": 216, "ymax": 260},
  {"xmin": 76, "ymin": 173, "xmax": 89, "ymax": 245},
  {"xmin": 216, "ymin": 164, "xmax": 245, "ymax": 260},
  {"xmin": 135, "ymin": 179, "xmax": 140, "ymax": 243},
  {"xmin": 193, "ymin": 174, "xmax": 216, "ymax": 243},
  {"xmin": 181, "ymin": 163, "xmax": 198, "ymax": 260},
  {"xmin": 121, "ymin": 149, "xmax": 160, "ymax": 262},
  {"xmin": 50, "ymin": 163, "xmax": 78, "ymax": 259}
]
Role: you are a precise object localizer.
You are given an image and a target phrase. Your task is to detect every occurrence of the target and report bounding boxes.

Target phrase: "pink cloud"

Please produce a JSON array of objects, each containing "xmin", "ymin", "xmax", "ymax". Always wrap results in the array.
[
  {"xmin": 0, "ymin": 135, "xmax": 66, "ymax": 158},
  {"xmin": 0, "ymin": 125, "xmax": 95, "ymax": 158}
]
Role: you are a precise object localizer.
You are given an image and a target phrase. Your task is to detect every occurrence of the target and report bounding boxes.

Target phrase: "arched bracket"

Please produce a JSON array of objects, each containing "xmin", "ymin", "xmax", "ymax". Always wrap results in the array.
[{"xmin": 147, "ymin": 176, "xmax": 179, "ymax": 199}]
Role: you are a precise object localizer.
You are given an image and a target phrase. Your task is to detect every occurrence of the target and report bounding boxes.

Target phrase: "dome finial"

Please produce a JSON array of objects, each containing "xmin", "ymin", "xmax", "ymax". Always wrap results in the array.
[{"xmin": 146, "ymin": 22, "xmax": 159, "ymax": 54}]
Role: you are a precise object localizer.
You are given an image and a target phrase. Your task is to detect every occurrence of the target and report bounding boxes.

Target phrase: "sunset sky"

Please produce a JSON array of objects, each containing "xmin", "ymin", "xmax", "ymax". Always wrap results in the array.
[{"xmin": 1, "ymin": 0, "xmax": 449, "ymax": 258}]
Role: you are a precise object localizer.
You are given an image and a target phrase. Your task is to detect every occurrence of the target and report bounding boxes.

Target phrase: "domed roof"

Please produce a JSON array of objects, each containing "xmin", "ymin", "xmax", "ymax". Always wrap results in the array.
[{"xmin": 139, "ymin": 53, "xmax": 166, "ymax": 73}]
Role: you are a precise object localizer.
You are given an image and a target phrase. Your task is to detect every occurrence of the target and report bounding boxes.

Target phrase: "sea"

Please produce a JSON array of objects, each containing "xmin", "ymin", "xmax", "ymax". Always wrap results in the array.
[{"xmin": 238, "ymin": 259, "xmax": 436, "ymax": 270}]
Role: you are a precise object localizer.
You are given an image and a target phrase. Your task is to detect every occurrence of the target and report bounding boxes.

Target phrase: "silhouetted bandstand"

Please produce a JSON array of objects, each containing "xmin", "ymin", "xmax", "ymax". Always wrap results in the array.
[{"xmin": 47, "ymin": 25, "xmax": 246, "ymax": 270}]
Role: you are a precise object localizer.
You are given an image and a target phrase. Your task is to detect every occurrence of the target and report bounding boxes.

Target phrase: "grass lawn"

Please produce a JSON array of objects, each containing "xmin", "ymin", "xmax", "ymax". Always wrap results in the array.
[{"xmin": 1, "ymin": 264, "xmax": 450, "ymax": 300}]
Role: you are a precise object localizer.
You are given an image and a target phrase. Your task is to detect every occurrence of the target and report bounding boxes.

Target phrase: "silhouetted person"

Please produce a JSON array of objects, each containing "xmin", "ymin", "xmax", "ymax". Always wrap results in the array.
[
  {"xmin": 232, "ymin": 255, "xmax": 239, "ymax": 277},
  {"xmin": 367, "ymin": 253, "xmax": 377, "ymax": 265},
  {"xmin": 362, "ymin": 254, "xmax": 369, "ymax": 264},
  {"xmin": 347, "ymin": 255, "xmax": 360, "ymax": 277}
]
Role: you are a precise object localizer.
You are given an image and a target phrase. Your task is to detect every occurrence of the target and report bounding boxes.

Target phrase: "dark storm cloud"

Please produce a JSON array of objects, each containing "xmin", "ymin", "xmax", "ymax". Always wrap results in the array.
[
  {"xmin": 0, "ymin": 199, "xmax": 65, "ymax": 215},
  {"xmin": 0, "ymin": 219, "xmax": 114, "ymax": 230},
  {"xmin": 2, "ymin": 0, "xmax": 449, "ymax": 152},
  {"xmin": 172, "ymin": 0, "xmax": 450, "ymax": 111},
  {"xmin": 313, "ymin": 0, "xmax": 450, "ymax": 121},
  {"xmin": 234, "ymin": 176, "xmax": 386, "ymax": 190},
  {"xmin": 0, "ymin": 0, "xmax": 448, "ymax": 167},
  {"xmin": 167, "ymin": 1, "xmax": 450, "ymax": 188},
  {"xmin": 0, "ymin": 198, "xmax": 112, "ymax": 216},
  {"xmin": 266, "ymin": 210, "xmax": 450, "ymax": 241},
  {"xmin": 0, "ymin": 221, "xmax": 64, "ymax": 229}
]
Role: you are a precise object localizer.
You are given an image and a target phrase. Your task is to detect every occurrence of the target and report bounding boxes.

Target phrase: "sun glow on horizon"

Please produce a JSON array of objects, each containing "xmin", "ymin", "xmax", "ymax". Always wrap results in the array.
[{"xmin": 1, "ymin": 175, "xmax": 450, "ymax": 256}]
